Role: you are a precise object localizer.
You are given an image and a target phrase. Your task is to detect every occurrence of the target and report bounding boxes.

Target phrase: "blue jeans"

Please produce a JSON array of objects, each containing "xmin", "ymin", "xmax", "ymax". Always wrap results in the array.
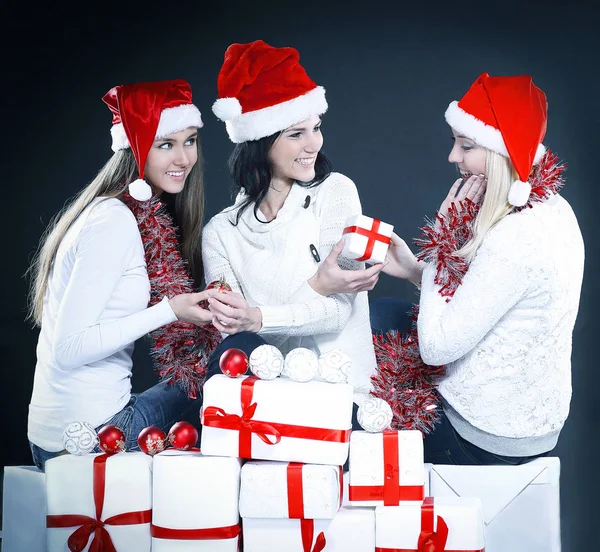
[{"xmin": 30, "ymin": 380, "xmax": 203, "ymax": 472}]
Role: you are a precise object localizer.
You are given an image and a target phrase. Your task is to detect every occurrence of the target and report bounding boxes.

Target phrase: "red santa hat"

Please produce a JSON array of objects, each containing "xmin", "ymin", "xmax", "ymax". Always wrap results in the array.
[
  {"xmin": 102, "ymin": 79, "xmax": 203, "ymax": 200},
  {"xmin": 212, "ymin": 40, "xmax": 328, "ymax": 143},
  {"xmin": 445, "ymin": 72, "xmax": 548, "ymax": 207}
]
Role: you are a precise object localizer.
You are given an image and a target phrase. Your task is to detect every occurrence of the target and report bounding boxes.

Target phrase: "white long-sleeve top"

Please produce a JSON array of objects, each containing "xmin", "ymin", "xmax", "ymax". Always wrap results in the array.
[
  {"xmin": 202, "ymin": 172, "xmax": 377, "ymax": 399},
  {"xmin": 418, "ymin": 195, "xmax": 584, "ymax": 455},
  {"xmin": 28, "ymin": 197, "xmax": 177, "ymax": 451}
]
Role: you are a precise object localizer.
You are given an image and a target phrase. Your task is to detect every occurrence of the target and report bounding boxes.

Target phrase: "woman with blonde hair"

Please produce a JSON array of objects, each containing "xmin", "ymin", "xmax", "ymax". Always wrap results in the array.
[
  {"xmin": 382, "ymin": 73, "xmax": 585, "ymax": 464},
  {"xmin": 27, "ymin": 79, "xmax": 220, "ymax": 470}
]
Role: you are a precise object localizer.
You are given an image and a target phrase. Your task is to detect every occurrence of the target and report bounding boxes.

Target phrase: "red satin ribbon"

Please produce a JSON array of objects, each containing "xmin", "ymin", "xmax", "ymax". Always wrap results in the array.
[
  {"xmin": 202, "ymin": 376, "xmax": 351, "ymax": 458},
  {"xmin": 46, "ymin": 454, "xmax": 152, "ymax": 552},
  {"xmin": 375, "ymin": 497, "xmax": 484, "ymax": 552},
  {"xmin": 151, "ymin": 523, "xmax": 241, "ymax": 540},
  {"xmin": 287, "ymin": 463, "xmax": 344, "ymax": 518},
  {"xmin": 349, "ymin": 431, "xmax": 424, "ymax": 505},
  {"xmin": 300, "ymin": 518, "xmax": 327, "ymax": 552},
  {"xmin": 343, "ymin": 219, "xmax": 391, "ymax": 262}
]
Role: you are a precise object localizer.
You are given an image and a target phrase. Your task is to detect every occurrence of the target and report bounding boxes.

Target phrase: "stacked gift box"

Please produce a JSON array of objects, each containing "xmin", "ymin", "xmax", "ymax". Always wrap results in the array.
[{"xmin": 43, "ymin": 332, "xmax": 488, "ymax": 551}]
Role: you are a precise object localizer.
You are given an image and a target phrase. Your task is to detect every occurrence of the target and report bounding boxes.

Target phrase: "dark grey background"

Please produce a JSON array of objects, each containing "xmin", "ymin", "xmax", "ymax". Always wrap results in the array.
[{"xmin": 2, "ymin": 1, "xmax": 597, "ymax": 550}]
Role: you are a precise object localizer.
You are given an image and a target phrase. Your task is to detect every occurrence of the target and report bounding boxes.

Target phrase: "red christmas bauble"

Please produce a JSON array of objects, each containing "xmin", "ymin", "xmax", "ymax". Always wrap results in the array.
[
  {"xmin": 98, "ymin": 424, "xmax": 126, "ymax": 454},
  {"xmin": 137, "ymin": 426, "xmax": 167, "ymax": 456},
  {"xmin": 200, "ymin": 277, "xmax": 232, "ymax": 309},
  {"xmin": 167, "ymin": 421, "xmax": 199, "ymax": 450},
  {"xmin": 219, "ymin": 348, "xmax": 249, "ymax": 377}
]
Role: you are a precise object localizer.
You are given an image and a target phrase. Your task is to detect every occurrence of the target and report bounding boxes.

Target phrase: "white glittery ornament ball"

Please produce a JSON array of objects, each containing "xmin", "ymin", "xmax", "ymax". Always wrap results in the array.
[
  {"xmin": 63, "ymin": 421, "xmax": 99, "ymax": 455},
  {"xmin": 284, "ymin": 348, "xmax": 319, "ymax": 382},
  {"xmin": 249, "ymin": 344, "xmax": 284, "ymax": 380},
  {"xmin": 318, "ymin": 348, "xmax": 351, "ymax": 383},
  {"xmin": 357, "ymin": 398, "xmax": 393, "ymax": 432}
]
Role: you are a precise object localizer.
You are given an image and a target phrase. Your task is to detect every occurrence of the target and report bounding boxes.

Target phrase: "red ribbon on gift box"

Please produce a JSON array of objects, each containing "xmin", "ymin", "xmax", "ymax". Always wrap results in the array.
[
  {"xmin": 151, "ymin": 523, "xmax": 241, "ymax": 541},
  {"xmin": 46, "ymin": 454, "xmax": 152, "ymax": 552},
  {"xmin": 349, "ymin": 430, "xmax": 425, "ymax": 505},
  {"xmin": 202, "ymin": 376, "xmax": 351, "ymax": 458},
  {"xmin": 375, "ymin": 497, "xmax": 485, "ymax": 552},
  {"xmin": 343, "ymin": 218, "xmax": 391, "ymax": 262}
]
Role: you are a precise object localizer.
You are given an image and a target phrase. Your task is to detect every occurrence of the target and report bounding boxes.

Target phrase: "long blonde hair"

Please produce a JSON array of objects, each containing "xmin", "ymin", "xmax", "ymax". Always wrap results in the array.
[
  {"xmin": 456, "ymin": 148, "xmax": 516, "ymax": 261},
  {"xmin": 27, "ymin": 140, "xmax": 206, "ymax": 326}
]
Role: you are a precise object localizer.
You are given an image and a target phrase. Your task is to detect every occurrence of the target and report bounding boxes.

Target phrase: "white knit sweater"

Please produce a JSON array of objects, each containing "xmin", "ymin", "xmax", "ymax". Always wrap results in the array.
[
  {"xmin": 202, "ymin": 172, "xmax": 377, "ymax": 399},
  {"xmin": 28, "ymin": 198, "xmax": 177, "ymax": 451},
  {"xmin": 418, "ymin": 195, "xmax": 584, "ymax": 455}
]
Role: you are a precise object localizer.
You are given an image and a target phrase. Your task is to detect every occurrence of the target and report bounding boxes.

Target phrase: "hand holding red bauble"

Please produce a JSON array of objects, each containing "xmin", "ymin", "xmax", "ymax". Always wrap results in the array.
[
  {"xmin": 98, "ymin": 424, "xmax": 126, "ymax": 454},
  {"xmin": 137, "ymin": 426, "xmax": 167, "ymax": 456},
  {"xmin": 168, "ymin": 421, "xmax": 199, "ymax": 450},
  {"xmin": 219, "ymin": 348, "xmax": 249, "ymax": 377},
  {"xmin": 200, "ymin": 277, "xmax": 232, "ymax": 309}
]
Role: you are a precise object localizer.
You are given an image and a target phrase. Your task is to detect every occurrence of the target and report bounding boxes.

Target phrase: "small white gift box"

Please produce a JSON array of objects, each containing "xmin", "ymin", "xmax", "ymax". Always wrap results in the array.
[
  {"xmin": 430, "ymin": 457, "xmax": 561, "ymax": 552},
  {"xmin": 243, "ymin": 507, "xmax": 375, "ymax": 552},
  {"xmin": 341, "ymin": 214, "xmax": 394, "ymax": 264},
  {"xmin": 201, "ymin": 375, "xmax": 353, "ymax": 465},
  {"xmin": 376, "ymin": 497, "xmax": 486, "ymax": 551},
  {"xmin": 348, "ymin": 430, "xmax": 426, "ymax": 506},
  {"xmin": 151, "ymin": 450, "xmax": 241, "ymax": 551},
  {"xmin": 239, "ymin": 461, "xmax": 343, "ymax": 519},
  {"xmin": 45, "ymin": 452, "xmax": 152, "ymax": 552}
]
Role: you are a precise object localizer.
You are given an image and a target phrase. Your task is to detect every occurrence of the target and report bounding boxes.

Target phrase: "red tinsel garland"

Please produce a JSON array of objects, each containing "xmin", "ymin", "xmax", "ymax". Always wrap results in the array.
[
  {"xmin": 122, "ymin": 194, "xmax": 222, "ymax": 399},
  {"xmin": 370, "ymin": 151, "xmax": 565, "ymax": 433}
]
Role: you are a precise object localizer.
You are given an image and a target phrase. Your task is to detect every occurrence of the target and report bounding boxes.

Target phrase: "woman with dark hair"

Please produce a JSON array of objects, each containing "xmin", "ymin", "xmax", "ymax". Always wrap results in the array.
[
  {"xmin": 202, "ymin": 40, "xmax": 392, "ymax": 408},
  {"xmin": 27, "ymin": 80, "xmax": 220, "ymax": 470}
]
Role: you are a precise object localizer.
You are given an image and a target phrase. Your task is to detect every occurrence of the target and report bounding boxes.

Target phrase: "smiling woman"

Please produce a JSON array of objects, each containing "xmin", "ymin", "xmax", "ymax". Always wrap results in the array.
[
  {"xmin": 26, "ymin": 79, "xmax": 220, "ymax": 471},
  {"xmin": 201, "ymin": 39, "xmax": 392, "ymax": 411}
]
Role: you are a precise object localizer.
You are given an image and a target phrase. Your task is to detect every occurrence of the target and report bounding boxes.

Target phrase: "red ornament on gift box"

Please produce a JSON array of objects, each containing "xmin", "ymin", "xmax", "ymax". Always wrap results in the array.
[
  {"xmin": 138, "ymin": 426, "xmax": 167, "ymax": 456},
  {"xmin": 168, "ymin": 421, "xmax": 199, "ymax": 450},
  {"xmin": 219, "ymin": 348, "xmax": 249, "ymax": 377},
  {"xmin": 98, "ymin": 424, "xmax": 126, "ymax": 454}
]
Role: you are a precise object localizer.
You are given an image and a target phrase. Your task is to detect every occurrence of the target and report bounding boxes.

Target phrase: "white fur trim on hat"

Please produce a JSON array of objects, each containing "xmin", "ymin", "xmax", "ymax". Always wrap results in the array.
[
  {"xmin": 128, "ymin": 178, "xmax": 153, "ymax": 201},
  {"xmin": 110, "ymin": 103, "xmax": 203, "ymax": 152},
  {"xmin": 445, "ymin": 100, "xmax": 546, "ymax": 164},
  {"xmin": 222, "ymin": 86, "xmax": 328, "ymax": 143},
  {"xmin": 508, "ymin": 179, "xmax": 532, "ymax": 207}
]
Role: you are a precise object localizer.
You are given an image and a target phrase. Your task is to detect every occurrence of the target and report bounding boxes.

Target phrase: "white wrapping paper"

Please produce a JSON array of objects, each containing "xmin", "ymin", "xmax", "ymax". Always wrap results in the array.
[
  {"xmin": 430, "ymin": 457, "xmax": 561, "ymax": 552},
  {"xmin": 152, "ymin": 450, "xmax": 241, "ymax": 552},
  {"xmin": 348, "ymin": 430, "xmax": 425, "ymax": 506},
  {"xmin": 375, "ymin": 497, "xmax": 486, "ymax": 551},
  {"xmin": 243, "ymin": 507, "xmax": 375, "ymax": 552},
  {"xmin": 341, "ymin": 214, "xmax": 394, "ymax": 264},
  {"xmin": 201, "ymin": 375, "xmax": 353, "ymax": 465},
  {"xmin": 45, "ymin": 452, "xmax": 152, "ymax": 552},
  {"xmin": 239, "ymin": 461, "xmax": 342, "ymax": 519}
]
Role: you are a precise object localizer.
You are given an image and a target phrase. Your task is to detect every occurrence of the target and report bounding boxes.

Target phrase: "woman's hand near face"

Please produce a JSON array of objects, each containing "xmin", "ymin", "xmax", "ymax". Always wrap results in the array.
[
  {"xmin": 205, "ymin": 290, "xmax": 263, "ymax": 334},
  {"xmin": 381, "ymin": 232, "xmax": 424, "ymax": 286},
  {"xmin": 438, "ymin": 174, "xmax": 486, "ymax": 218},
  {"xmin": 308, "ymin": 239, "xmax": 384, "ymax": 296},
  {"xmin": 168, "ymin": 291, "xmax": 214, "ymax": 325}
]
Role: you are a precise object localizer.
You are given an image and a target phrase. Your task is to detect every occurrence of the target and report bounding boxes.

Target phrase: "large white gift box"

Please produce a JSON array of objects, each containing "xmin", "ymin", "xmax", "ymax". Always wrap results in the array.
[
  {"xmin": 152, "ymin": 450, "xmax": 241, "ymax": 551},
  {"xmin": 45, "ymin": 452, "xmax": 152, "ymax": 552},
  {"xmin": 348, "ymin": 430, "xmax": 426, "ymax": 506},
  {"xmin": 430, "ymin": 457, "xmax": 561, "ymax": 552},
  {"xmin": 240, "ymin": 461, "xmax": 343, "ymax": 519},
  {"xmin": 243, "ymin": 507, "xmax": 375, "ymax": 552},
  {"xmin": 201, "ymin": 375, "xmax": 353, "ymax": 465},
  {"xmin": 2, "ymin": 466, "xmax": 47, "ymax": 552},
  {"xmin": 376, "ymin": 497, "xmax": 486, "ymax": 551},
  {"xmin": 341, "ymin": 214, "xmax": 394, "ymax": 264}
]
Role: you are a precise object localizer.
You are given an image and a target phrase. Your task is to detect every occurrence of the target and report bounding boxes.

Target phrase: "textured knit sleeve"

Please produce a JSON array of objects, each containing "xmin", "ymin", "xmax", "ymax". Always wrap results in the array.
[
  {"xmin": 258, "ymin": 173, "xmax": 364, "ymax": 336},
  {"xmin": 417, "ymin": 214, "xmax": 534, "ymax": 366},
  {"xmin": 52, "ymin": 203, "xmax": 177, "ymax": 371}
]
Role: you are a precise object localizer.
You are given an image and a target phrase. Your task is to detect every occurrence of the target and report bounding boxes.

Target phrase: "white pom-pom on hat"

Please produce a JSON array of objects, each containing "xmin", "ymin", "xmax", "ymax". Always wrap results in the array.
[
  {"xmin": 128, "ymin": 178, "xmax": 153, "ymax": 201},
  {"xmin": 508, "ymin": 179, "xmax": 532, "ymax": 207},
  {"xmin": 212, "ymin": 97, "xmax": 243, "ymax": 121}
]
